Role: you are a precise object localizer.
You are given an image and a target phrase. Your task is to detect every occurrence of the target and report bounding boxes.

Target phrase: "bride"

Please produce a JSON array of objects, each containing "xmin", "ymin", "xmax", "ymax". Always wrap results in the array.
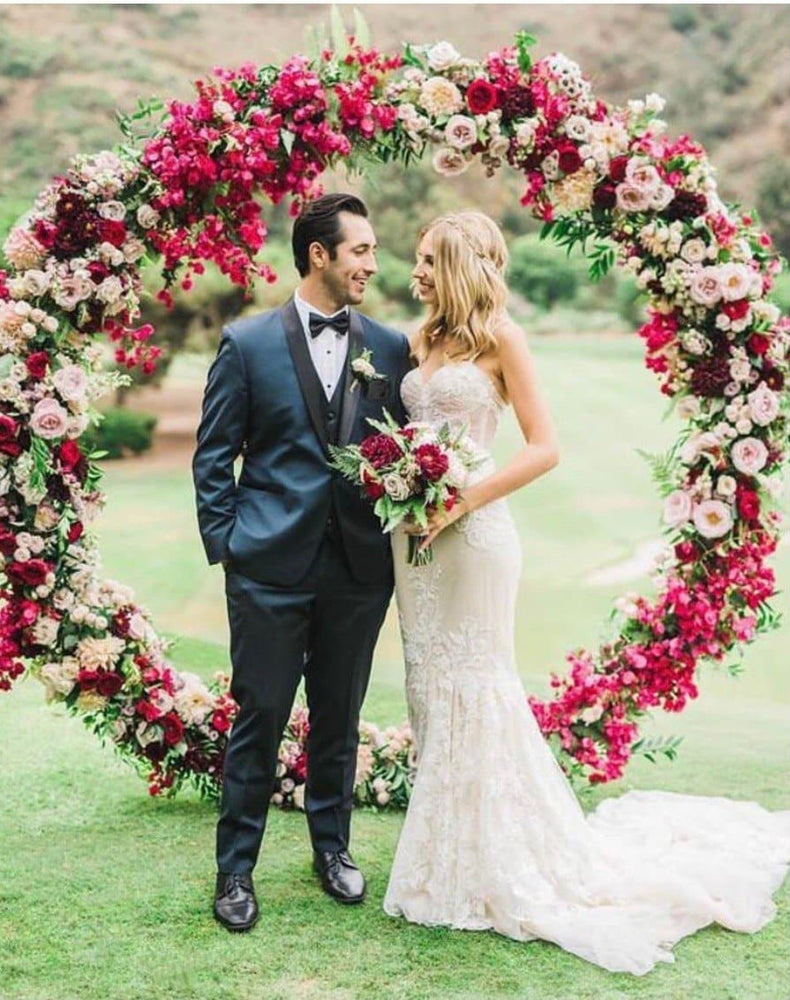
[{"xmin": 383, "ymin": 210, "xmax": 790, "ymax": 975}]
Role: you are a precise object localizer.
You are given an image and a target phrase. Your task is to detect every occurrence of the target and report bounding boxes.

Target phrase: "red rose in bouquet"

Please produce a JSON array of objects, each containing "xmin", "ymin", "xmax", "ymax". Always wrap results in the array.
[{"xmin": 466, "ymin": 79, "xmax": 499, "ymax": 115}]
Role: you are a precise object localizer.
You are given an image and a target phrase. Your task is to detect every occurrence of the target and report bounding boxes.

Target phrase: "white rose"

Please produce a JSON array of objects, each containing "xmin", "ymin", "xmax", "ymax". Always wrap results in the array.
[
  {"xmin": 663, "ymin": 490, "xmax": 693, "ymax": 527},
  {"xmin": 718, "ymin": 262, "xmax": 753, "ymax": 303},
  {"xmin": 97, "ymin": 200, "xmax": 126, "ymax": 221},
  {"xmin": 693, "ymin": 499, "xmax": 733, "ymax": 539},
  {"xmin": 426, "ymin": 41, "xmax": 460, "ymax": 72},
  {"xmin": 681, "ymin": 238, "xmax": 707, "ymax": 264},
  {"xmin": 564, "ymin": 115, "xmax": 591, "ymax": 142},
  {"xmin": 280, "ymin": 777, "xmax": 295, "ymax": 794},
  {"xmin": 515, "ymin": 120, "xmax": 536, "ymax": 148},
  {"xmin": 30, "ymin": 398, "xmax": 69, "ymax": 439},
  {"xmin": 136, "ymin": 204, "xmax": 160, "ymax": 229},
  {"xmin": 615, "ymin": 183, "xmax": 651, "ymax": 213},
  {"xmin": 625, "ymin": 157, "xmax": 662, "ymax": 195},
  {"xmin": 715, "ymin": 475, "xmax": 737, "ymax": 498},
  {"xmin": 688, "ymin": 266, "xmax": 723, "ymax": 308}
]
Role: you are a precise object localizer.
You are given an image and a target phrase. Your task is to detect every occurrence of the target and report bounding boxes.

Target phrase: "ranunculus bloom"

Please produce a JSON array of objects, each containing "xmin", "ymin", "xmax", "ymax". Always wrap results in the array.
[
  {"xmin": 212, "ymin": 709, "xmax": 231, "ymax": 733},
  {"xmin": 465, "ymin": 78, "xmax": 499, "ymax": 115},
  {"xmin": 692, "ymin": 499, "xmax": 733, "ymax": 539},
  {"xmin": 25, "ymin": 351, "xmax": 50, "ymax": 379},
  {"xmin": 30, "ymin": 397, "xmax": 68, "ymax": 439},
  {"xmin": 414, "ymin": 443, "xmax": 449, "ymax": 481}
]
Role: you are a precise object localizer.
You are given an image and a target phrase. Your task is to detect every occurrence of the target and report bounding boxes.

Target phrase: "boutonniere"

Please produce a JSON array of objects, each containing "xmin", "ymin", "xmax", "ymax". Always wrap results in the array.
[{"xmin": 350, "ymin": 347, "xmax": 388, "ymax": 394}]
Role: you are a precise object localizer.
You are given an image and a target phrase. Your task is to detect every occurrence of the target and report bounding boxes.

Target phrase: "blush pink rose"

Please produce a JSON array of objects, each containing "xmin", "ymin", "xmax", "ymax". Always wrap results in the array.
[
  {"xmin": 692, "ymin": 499, "xmax": 733, "ymax": 539},
  {"xmin": 746, "ymin": 383, "xmax": 779, "ymax": 427},
  {"xmin": 730, "ymin": 436, "xmax": 768, "ymax": 475},
  {"xmin": 662, "ymin": 490, "xmax": 693, "ymax": 527},
  {"xmin": 30, "ymin": 398, "xmax": 69, "ymax": 439}
]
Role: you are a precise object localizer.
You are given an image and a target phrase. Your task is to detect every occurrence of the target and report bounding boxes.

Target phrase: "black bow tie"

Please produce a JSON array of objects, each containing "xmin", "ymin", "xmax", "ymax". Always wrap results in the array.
[{"xmin": 308, "ymin": 310, "xmax": 349, "ymax": 338}]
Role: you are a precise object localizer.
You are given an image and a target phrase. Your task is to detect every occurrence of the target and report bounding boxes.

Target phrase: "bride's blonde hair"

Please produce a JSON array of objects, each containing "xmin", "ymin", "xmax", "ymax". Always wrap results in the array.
[{"xmin": 413, "ymin": 210, "xmax": 509, "ymax": 363}]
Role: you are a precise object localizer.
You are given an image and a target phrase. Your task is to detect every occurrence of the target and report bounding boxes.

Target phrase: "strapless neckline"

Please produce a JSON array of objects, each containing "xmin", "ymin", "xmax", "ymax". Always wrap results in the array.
[{"xmin": 406, "ymin": 360, "xmax": 506, "ymax": 409}]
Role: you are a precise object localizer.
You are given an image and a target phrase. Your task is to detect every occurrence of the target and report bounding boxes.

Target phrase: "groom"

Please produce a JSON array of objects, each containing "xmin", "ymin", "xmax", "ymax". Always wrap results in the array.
[{"xmin": 192, "ymin": 193, "xmax": 412, "ymax": 931}]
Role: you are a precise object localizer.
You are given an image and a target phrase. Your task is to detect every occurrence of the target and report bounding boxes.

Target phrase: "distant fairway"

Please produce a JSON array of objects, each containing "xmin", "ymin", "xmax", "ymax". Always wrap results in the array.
[{"xmin": 1, "ymin": 334, "xmax": 787, "ymax": 1000}]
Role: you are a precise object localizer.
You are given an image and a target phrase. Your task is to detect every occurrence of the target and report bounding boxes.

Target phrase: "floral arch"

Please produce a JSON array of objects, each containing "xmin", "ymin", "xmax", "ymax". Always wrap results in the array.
[{"xmin": 0, "ymin": 33, "xmax": 787, "ymax": 806}]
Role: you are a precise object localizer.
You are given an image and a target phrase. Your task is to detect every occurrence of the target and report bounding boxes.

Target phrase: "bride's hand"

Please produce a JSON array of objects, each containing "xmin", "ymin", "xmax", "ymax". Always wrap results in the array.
[{"xmin": 402, "ymin": 498, "xmax": 470, "ymax": 552}]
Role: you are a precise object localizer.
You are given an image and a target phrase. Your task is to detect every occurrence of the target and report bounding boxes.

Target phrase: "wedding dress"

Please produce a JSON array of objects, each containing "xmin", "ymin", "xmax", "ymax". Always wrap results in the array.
[{"xmin": 383, "ymin": 360, "xmax": 790, "ymax": 975}]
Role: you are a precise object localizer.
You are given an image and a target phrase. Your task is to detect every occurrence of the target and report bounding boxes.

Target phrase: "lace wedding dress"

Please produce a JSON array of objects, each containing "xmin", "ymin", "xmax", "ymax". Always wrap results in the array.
[{"xmin": 383, "ymin": 361, "xmax": 790, "ymax": 975}]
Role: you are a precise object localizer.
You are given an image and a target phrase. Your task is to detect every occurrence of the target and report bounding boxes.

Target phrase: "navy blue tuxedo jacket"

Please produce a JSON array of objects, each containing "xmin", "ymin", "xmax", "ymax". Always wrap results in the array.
[{"xmin": 192, "ymin": 298, "xmax": 413, "ymax": 586}]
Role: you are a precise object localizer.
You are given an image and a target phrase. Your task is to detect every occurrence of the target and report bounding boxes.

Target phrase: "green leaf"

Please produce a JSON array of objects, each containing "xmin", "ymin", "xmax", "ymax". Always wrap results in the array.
[{"xmin": 515, "ymin": 30, "xmax": 536, "ymax": 73}]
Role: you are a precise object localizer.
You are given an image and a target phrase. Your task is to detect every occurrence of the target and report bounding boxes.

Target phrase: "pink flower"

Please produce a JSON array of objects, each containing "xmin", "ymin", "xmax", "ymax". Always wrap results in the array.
[
  {"xmin": 688, "ymin": 266, "xmax": 723, "ymax": 308},
  {"xmin": 746, "ymin": 383, "xmax": 779, "ymax": 427},
  {"xmin": 53, "ymin": 365, "xmax": 88, "ymax": 402},
  {"xmin": 624, "ymin": 157, "xmax": 662, "ymax": 195},
  {"xmin": 3, "ymin": 227, "xmax": 46, "ymax": 270},
  {"xmin": 692, "ymin": 499, "xmax": 733, "ymax": 539},
  {"xmin": 718, "ymin": 262, "xmax": 754, "ymax": 303},
  {"xmin": 30, "ymin": 397, "xmax": 69, "ymax": 439},
  {"xmin": 731, "ymin": 436, "xmax": 768, "ymax": 475},
  {"xmin": 53, "ymin": 274, "xmax": 93, "ymax": 312},
  {"xmin": 615, "ymin": 183, "xmax": 651, "ymax": 212},
  {"xmin": 662, "ymin": 490, "xmax": 692, "ymax": 527},
  {"xmin": 444, "ymin": 114, "xmax": 478, "ymax": 150},
  {"xmin": 432, "ymin": 147, "xmax": 471, "ymax": 177}
]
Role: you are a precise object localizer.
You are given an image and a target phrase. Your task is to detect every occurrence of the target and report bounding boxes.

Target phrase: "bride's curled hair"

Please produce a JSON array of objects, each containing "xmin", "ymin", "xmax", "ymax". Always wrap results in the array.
[{"xmin": 414, "ymin": 211, "xmax": 508, "ymax": 363}]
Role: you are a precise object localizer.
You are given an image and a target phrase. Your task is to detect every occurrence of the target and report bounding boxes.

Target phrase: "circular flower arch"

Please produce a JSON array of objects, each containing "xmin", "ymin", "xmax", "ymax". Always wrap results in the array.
[{"xmin": 1, "ymin": 33, "xmax": 787, "ymax": 804}]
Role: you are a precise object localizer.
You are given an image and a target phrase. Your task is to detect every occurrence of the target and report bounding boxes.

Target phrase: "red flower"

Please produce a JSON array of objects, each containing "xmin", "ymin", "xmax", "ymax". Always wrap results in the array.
[
  {"xmin": 67, "ymin": 521, "xmax": 84, "ymax": 544},
  {"xmin": 136, "ymin": 698, "xmax": 163, "ymax": 722},
  {"xmin": 0, "ymin": 526, "xmax": 17, "ymax": 556},
  {"xmin": 736, "ymin": 488, "xmax": 760, "ymax": 522},
  {"xmin": 359, "ymin": 432, "xmax": 402, "ymax": 470},
  {"xmin": 96, "ymin": 671, "xmax": 124, "ymax": 698},
  {"xmin": 747, "ymin": 333, "xmax": 770, "ymax": 356},
  {"xmin": 0, "ymin": 414, "xmax": 17, "ymax": 441},
  {"xmin": 414, "ymin": 443, "xmax": 449, "ymax": 482},
  {"xmin": 25, "ymin": 352, "xmax": 49, "ymax": 379},
  {"xmin": 0, "ymin": 441, "xmax": 21, "ymax": 457},
  {"xmin": 674, "ymin": 540, "xmax": 699, "ymax": 564},
  {"xmin": 722, "ymin": 299, "xmax": 750, "ymax": 322},
  {"xmin": 609, "ymin": 155, "xmax": 629, "ymax": 182},
  {"xmin": 361, "ymin": 467, "xmax": 385, "ymax": 500},
  {"xmin": 163, "ymin": 712, "xmax": 185, "ymax": 746},
  {"xmin": 98, "ymin": 219, "xmax": 127, "ymax": 248},
  {"xmin": 5, "ymin": 559, "xmax": 51, "ymax": 587},
  {"xmin": 58, "ymin": 439, "xmax": 87, "ymax": 482},
  {"xmin": 466, "ymin": 79, "xmax": 499, "ymax": 115},
  {"xmin": 211, "ymin": 709, "xmax": 231, "ymax": 733},
  {"xmin": 557, "ymin": 144, "xmax": 582, "ymax": 175}
]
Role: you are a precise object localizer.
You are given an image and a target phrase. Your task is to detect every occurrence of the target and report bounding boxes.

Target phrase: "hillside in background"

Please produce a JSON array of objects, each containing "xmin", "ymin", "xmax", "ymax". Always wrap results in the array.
[{"xmin": 1, "ymin": 2, "xmax": 789, "ymax": 213}]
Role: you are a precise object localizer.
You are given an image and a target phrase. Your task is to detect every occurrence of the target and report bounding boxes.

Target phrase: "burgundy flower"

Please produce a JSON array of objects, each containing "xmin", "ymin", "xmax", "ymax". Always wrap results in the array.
[
  {"xmin": 609, "ymin": 155, "xmax": 629, "ymax": 183},
  {"xmin": 674, "ymin": 540, "xmax": 699, "ymax": 564},
  {"xmin": 98, "ymin": 219, "xmax": 127, "ymax": 248},
  {"xmin": 87, "ymin": 261, "xmax": 111, "ymax": 283},
  {"xmin": 77, "ymin": 669, "xmax": 100, "ymax": 690},
  {"xmin": 67, "ymin": 521, "xmax": 84, "ymax": 544},
  {"xmin": 96, "ymin": 671, "xmax": 124, "ymax": 698},
  {"xmin": 55, "ymin": 191, "xmax": 90, "ymax": 222},
  {"xmin": 689, "ymin": 356, "xmax": 731, "ymax": 398},
  {"xmin": 414, "ymin": 443, "xmax": 449, "ymax": 482},
  {"xmin": 557, "ymin": 144, "xmax": 582, "ymax": 175},
  {"xmin": 762, "ymin": 366, "xmax": 784, "ymax": 391},
  {"xmin": 747, "ymin": 333, "xmax": 770, "ymax": 356},
  {"xmin": 5, "ymin": 559, "xmax": 51, "ymax": 587},
  {"xmin": 593, "ymin": 183, "xmax": 617, "ymax": 209},
  {"xmin": 0, "ymin": 441, "xmax": 22, "ymax": 458},
  {"xmin": 58, "ymin": 440, "xmax": 87, "ymax": 482},
  {"xmin": 664, "ymin": 191, "xmax": 707, "ymax": 221},
  {"xmin": 361, "ymin": 467, "xmax": 385, "ymax": 500},
  {"xmin": 498, "ymin": 84, "xmax": 534, "ymax": 121},
  {"xmin": 163, "ymin": 712, "xmax": 185, "ymax": 746},
  {"xmin": 359, "ymin": 432, "xmax": 402, "ymax": 470},
  {"xmin": 25, "ymin": 352, "xmax": 50, "ymax": 380},
  {"xmin": 0, "ymin": 414, "xmax": 17, "ymax": 441},
  {"xmin": 466, "ymin": 78, "xmax": 499, "ymax": 115},
  {"xmin": 0, "ymin": 526, "xmax": 17, "ymax": 556}
]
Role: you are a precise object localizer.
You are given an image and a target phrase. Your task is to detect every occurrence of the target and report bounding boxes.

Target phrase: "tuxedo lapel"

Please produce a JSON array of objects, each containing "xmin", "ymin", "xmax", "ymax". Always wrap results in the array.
[
  {"xmin": 281, "ymin": 299, "xmax": 330, "ymax": 456},
  {"xmin": 338, "ymin": 309, "xmax": 363, "ymax": 446}
]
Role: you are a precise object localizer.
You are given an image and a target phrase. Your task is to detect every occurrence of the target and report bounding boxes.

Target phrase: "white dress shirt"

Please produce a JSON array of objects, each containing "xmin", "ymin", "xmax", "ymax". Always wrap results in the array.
[{"xmin": 294, "ymin": 290, "xmax": 349, "ymax": 400}]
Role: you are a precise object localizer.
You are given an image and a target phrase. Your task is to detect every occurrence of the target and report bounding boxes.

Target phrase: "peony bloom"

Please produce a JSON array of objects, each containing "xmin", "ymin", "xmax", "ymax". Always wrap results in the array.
[
  {"xmin": 444, "ymin": 114, "xmax": 478, "ymax": 150},
  {"xmin": 731, "ymin": 436, "xmax": 768, "ymax": 475},
  {"xmin": 77, "ymin": 635, "xmax": 126, "ymax": 671},
  {"xmin": 419, "ymin": 76, "xmax": 463, "ymax": 117},
  {"xmin": 30, "ymin": 397, "xmax": 69, "ymax": 439},
  {"xmin": 663, "ymin": 490, "xmax": 693, "ymax": 527},
  {"xmin": 746, "ymin": 383, "xmax": 779, "ymax": 427},
  {"xmin": 426, "ymin": 41, "xmax": 461, "ymax": 71},
  {"xmin": 53, "ymin": 364, "xmax": 88, "ymax": 402},
  {"xmin": 432, "ymin": 146, "xmax": 471, "ymax": 177},
  {"xmin": 3, "ymin": 227, "xmax": 47, "ymax": 270},
  {"xmin": 692, "ymin": 499, "xmax": 733, "ymax": 539}
]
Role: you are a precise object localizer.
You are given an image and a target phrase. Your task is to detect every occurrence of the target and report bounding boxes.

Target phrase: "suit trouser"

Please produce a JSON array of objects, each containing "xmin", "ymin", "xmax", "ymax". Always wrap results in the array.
[{"xmin": 216, "ymin": 530, "xmax": 393, "ymax": 873}]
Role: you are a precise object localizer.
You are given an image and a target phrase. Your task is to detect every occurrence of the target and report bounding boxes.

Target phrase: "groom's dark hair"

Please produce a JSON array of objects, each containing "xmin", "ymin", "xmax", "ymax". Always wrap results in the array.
[{"xmin": 292, "ymin": 193, "xmax": 369, "ymax": 277}]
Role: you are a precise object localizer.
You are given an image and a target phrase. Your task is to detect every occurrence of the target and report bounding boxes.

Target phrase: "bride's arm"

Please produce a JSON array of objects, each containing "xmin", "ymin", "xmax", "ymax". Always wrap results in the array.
[{"xmin": 462, "ymin": 320, "xmax": 560, "ymax": 514}]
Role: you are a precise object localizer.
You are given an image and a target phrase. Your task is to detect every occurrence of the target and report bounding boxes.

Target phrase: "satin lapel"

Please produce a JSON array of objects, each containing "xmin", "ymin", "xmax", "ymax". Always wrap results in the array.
[
  {"xmin": 338, "ymin": 309, "xmax": 364, "ymax": 446},
  {"xmin": 281, "ymin": 299, "xmax": 329, "ymax": 456}
]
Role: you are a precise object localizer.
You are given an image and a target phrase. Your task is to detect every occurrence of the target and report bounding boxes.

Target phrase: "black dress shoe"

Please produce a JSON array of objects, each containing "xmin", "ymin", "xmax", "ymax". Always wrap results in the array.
[
  {"xmin": 313, "ymin": 849, "xmax": 366, "ymax": 904},
  {"xmin": 213, "ymin": 872, "xmax": 259, "ymax": 931}
]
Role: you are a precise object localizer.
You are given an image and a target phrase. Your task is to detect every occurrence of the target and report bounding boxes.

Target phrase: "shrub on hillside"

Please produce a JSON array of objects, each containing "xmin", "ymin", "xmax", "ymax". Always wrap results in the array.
[{"xmin": 83, "ymin": 408, "xmax": 158, "ymax": 460}]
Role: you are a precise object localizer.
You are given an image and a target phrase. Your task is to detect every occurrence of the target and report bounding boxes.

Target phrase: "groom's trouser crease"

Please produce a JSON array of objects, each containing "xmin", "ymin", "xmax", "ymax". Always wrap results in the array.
[{"xmin": 217, "ymin": 532, "xmax": 392, "ymax": 873}]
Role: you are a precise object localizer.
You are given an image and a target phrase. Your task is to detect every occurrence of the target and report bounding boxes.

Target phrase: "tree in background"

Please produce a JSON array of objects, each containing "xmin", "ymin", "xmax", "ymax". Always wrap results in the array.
[{"xmin": 758, "ymin": 158, "xmax": 790, "ymax": 262}]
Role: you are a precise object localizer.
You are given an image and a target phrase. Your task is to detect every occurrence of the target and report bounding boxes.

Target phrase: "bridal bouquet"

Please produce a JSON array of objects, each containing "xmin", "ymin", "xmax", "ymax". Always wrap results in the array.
[{"xmin": 329, "ymin": 410, "xmax": 481, "ymax": 565}]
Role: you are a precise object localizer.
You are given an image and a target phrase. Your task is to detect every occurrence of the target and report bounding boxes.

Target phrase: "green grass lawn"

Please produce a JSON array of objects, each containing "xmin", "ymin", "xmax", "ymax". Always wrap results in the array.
[{"xmin": 0, "ymin": 335, "xmax": 788, "ymax": 1000}]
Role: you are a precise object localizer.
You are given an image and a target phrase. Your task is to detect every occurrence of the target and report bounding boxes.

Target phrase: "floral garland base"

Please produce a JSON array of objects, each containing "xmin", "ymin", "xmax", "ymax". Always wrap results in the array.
[{"xmin": 0, "ymin": 32, "xmax": 787, "ymax": 804}]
